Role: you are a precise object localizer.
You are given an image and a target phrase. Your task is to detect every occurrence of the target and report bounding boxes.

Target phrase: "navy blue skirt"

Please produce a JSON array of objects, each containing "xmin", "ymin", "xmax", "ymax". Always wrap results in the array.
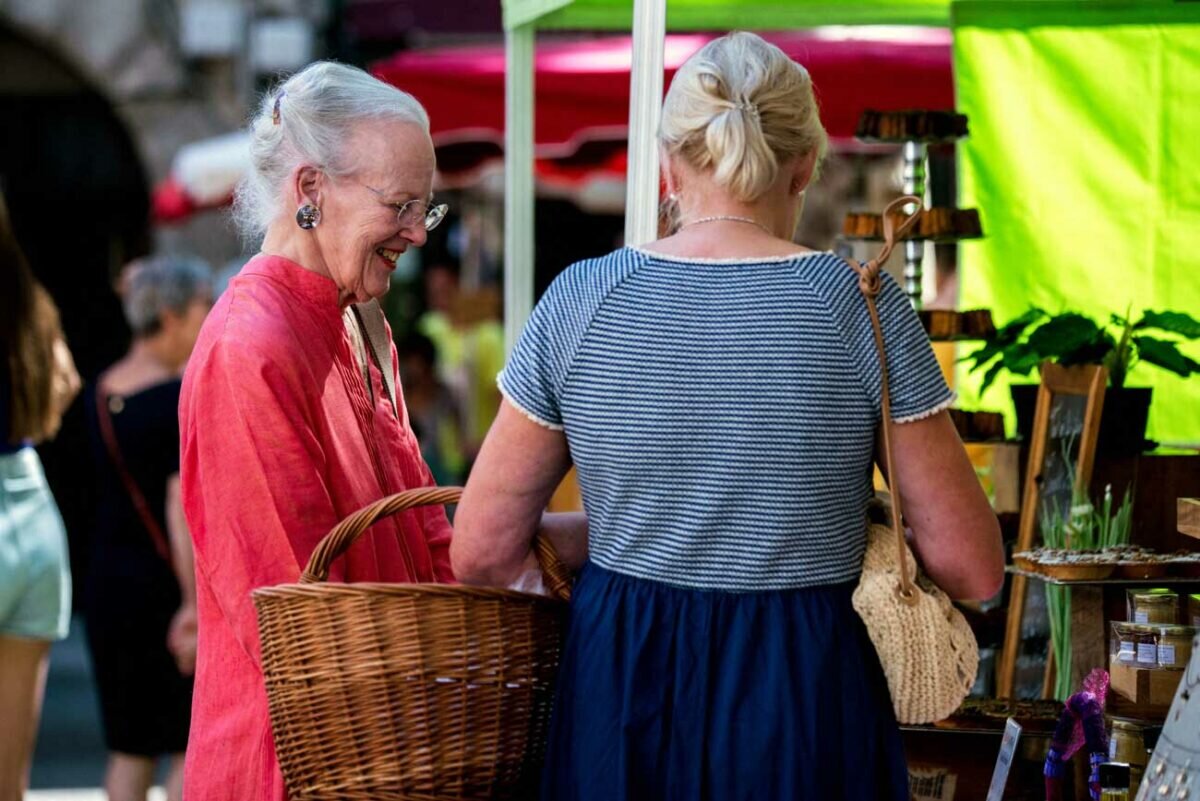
[{"xmin": 541, "ymin": 562, "xmax": 909, "ymax": 800}]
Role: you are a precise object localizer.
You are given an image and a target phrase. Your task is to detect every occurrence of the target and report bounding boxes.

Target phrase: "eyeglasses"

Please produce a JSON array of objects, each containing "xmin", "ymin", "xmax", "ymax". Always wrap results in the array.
[{"xmin": 360, "ymin": 183, "xmax": 449, "ymax": 231}]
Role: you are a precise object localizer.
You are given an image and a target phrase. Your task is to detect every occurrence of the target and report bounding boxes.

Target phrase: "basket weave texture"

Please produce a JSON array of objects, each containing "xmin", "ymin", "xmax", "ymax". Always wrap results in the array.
[
  {"xmin": 253, "ymin": 486, "xmax": 572, "ymax": 800},
  {"xmin": 851, "ymin": 521, "xmax": 978, "ymax": 724}
]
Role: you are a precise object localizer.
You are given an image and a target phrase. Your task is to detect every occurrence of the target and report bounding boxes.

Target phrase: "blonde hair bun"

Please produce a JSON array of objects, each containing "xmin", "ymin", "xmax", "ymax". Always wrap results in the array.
[{"xmin": 660, "ymin": 32, "xmax": 828, "ymax": 202}]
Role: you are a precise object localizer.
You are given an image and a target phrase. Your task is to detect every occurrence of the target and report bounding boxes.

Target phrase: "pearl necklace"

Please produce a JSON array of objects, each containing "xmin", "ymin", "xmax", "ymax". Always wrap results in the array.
[{"xmin": 683, "ymin": 214, "xmax": 775, "ymax": 237}]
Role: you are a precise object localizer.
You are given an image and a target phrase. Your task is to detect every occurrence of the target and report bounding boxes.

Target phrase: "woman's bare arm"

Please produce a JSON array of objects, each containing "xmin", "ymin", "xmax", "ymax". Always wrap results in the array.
[
  {"xmin": 165, "ymin": 474, "xmax": 198, "ymax": 674},
  {"xmin": 885, "ymin": 410, "xmax": 1005, "ymax": 601},
  {"xmin": 452, "ymin": 401, "xmax": 582, "ymax": 586}
]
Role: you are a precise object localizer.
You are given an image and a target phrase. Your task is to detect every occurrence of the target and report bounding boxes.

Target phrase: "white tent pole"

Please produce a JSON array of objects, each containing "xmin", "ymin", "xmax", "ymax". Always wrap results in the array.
[
  {"xmin": 623, "ymin": 0, "xmax": 667, "ymax": 246},
  {"xmin": 504, "ymin": 23, "xmax": 536, "ymax": 355}
]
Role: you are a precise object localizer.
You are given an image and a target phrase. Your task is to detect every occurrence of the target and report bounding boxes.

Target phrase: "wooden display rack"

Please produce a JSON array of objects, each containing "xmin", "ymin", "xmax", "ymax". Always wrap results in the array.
[{"xmin": 847, "ymin": 109, "xmax": 978, "ymax": 309}]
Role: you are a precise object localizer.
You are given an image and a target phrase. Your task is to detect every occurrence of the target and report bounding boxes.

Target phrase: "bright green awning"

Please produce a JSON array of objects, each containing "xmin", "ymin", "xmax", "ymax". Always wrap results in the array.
[
  {"xmin": 954, "ymin": 1, "xmax": 1200, "ymax": 444},
  {"xmin": 503, "ymin": 0, "xmax": 952, "ymax": 30}
]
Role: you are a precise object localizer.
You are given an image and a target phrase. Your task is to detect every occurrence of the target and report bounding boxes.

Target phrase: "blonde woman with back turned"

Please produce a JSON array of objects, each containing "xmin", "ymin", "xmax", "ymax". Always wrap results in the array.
[{"xmin": 453, "ymin": 32, "xmax": 1003, "ymax": 799}]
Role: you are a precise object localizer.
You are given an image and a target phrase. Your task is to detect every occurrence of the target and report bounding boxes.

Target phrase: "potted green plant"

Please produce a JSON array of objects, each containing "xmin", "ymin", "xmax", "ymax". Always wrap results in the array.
[
  {"xmin": 962, "ymin": 307, "xmax": 1200, "ymax": 453},
  {"xmin": 1041, "ymin": 478, "xmax": 1134, "ymax": 700}
]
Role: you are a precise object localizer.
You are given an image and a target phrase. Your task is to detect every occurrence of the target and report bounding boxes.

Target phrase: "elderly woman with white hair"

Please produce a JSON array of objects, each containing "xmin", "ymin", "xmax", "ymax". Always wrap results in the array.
[
  {"xmin": 178, "ymin": 62, "xmax": 456, "ymax": 800},
  {"xmin": 452, "ymin": 32, "xmax": 1004, "ymax": 799},
  {"xmin": 85, "ymin": 254, "xmax": 211, "ymax": 801}
]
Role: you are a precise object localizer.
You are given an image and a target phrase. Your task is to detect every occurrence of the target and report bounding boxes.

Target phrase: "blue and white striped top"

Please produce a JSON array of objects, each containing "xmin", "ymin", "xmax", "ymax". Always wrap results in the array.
[{"xmin": 498, "ymin": 247, "xmax": 954, "ymax": 591}]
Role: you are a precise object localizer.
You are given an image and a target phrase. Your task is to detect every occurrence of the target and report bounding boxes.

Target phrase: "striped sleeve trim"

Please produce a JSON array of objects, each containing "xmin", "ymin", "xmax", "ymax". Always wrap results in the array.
[
  {"xmin": 893, "ymin": 390, "xmax": 957, "ymax": 424},
  {"xmin": 497, "ymin": 373, "xmax": 564, "ymax": 431}
]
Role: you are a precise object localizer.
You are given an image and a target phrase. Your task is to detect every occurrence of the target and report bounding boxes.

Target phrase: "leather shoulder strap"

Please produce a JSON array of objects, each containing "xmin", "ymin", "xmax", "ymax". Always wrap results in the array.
[
  {"xmin": 841, "ymin": 195, "xmax": 923, "ymax": 605},
  {"xmin": 94, "ymin": 385, "xmax": 173, "ymax": 564},
  {"xmin": 352, "ymin": 300, "xmax": 398, "ymax": 420}
]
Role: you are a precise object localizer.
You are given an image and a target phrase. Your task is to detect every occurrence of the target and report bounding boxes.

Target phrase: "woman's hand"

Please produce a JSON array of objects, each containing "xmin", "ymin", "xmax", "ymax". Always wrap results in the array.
[
  {"xmin": 505, "ymin": 551, "xmax": 549, "ymax": 596},
  {"xmin": 536, "ymin": 512, "xmax": 589, "ymax": 573},
  {"xmin": 167, "ymin": 604, "xmax": 198, "ymax": 676}
]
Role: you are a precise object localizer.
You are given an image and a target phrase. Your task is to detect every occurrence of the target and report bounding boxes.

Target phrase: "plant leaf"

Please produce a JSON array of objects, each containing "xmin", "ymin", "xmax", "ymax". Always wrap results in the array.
[
  {"xmin": 1026, "ymin": 313, "xmax": 1102, "ymax": 362},
  {"xmin": 961, "ymin": 342, "xmax": 1000, "ymax": 373},
  {"xmin": 1133, "ymin": 336, "xmax": 1200, "ymax": 377},
  {"xmin": 1002, "ymin": 342, "xmax": 1043, "ymax": 376},
  {"xmin": 1134, "ymin": 311, "xmax": 1200, "ymax": 339},
  {"xmin": 979, "ymin": 359, "xmax": 1007, "ymax": 395},
  {"xmin": 994, "ymin": 307, "xmax": 1048, "ymax": 344},
  {"xmin": 961, "ymin": 307, "xmax": 1047, "ymax": 374},
  {"xmin": 1063, "ymin": 330, "xmax": 1117, "ymax": 367}
]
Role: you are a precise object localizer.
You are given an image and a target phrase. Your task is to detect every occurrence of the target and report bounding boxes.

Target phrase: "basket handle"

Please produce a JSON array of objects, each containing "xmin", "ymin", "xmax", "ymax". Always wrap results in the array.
[{"xmin": 299, "ymin": 486, "xmax": 572, "ymax": 601}]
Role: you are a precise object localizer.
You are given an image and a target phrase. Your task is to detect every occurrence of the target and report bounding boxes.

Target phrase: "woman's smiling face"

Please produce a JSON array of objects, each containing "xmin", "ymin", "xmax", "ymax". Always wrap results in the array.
[{"xmin": 313, "ymin": 119, "xmax": 436, "ymax": 304}]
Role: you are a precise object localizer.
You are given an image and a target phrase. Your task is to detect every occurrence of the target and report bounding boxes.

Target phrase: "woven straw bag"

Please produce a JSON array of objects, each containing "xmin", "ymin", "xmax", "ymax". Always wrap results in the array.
[
  {"xmin": 253, "ymin": 486, "xmax": 572, "ymax": 801},
  {"xmin": 846, "ymin": 196, "xmax": 979, "ymax": 725}
]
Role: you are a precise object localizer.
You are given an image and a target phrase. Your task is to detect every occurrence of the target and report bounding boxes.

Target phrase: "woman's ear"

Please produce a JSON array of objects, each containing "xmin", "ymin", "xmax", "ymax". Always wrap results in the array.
[
  {"xmin": 660, "ymin": 152, "xmax": 681, "ymax": 199},
  {"xmin": 156, "ymin": 307, "xmax": 181, "ymax": 338},
  {"xmin": 290, "ymin": 165, "xmax": 324, "ymax": 207},
  {"xmin": 789, "ymin": 150, "xmax": 819, "ymax": 195}
]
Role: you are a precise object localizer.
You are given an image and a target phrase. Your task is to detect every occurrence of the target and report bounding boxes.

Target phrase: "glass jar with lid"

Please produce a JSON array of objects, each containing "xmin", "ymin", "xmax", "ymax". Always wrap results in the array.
[
  {"xmin": 1132, "ymin": 591, "xmax": 1178, "ymax": 625},
  {"xmin": 1099, "ymin": 762, "xmax": 1131, "ymax": 800},
  {"xmin": 1156, "ymin": 626, "xmax": 1195, "ymax": 669},
  {"xmin": 1114, "ymin": 623, "xmax": 1138, "ymax": 664},
  {"xmin": 1108, "ymin": 719, "xmax": 1148, "ymax": 794}
]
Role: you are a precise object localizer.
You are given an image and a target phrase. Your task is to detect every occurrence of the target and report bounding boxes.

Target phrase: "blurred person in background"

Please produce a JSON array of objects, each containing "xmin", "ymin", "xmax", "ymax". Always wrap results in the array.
[
  {"xmin": 179, "ymin": 61, "xmax": 456, "ymax": 800},
  {"xmin": 397, "ymin": 330, "xmax": 466, "ymax": 485},
  {"xmin": 0, "ymin": 189, "xmax": 81, "ymax": 801},
  {"xmin": 84, "ymin": 255, "xmax": 212, "ymax": 801},
  {"xmin": 415, "ymin": 260, "xmax": 504, "ymax": 466}
]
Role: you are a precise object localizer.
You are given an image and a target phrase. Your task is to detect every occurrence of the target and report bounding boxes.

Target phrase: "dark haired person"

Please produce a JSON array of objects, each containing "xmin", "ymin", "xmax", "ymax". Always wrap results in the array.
[{"xmin": 0, "ymin": 189, "xmax": 80, "ymax": 801}]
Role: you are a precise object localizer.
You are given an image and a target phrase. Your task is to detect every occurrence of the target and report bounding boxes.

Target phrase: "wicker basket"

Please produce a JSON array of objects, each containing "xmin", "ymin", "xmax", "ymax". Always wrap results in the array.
[{"xmin": 252, "ymin": 486, "xmax": 572, "ymax": 801}]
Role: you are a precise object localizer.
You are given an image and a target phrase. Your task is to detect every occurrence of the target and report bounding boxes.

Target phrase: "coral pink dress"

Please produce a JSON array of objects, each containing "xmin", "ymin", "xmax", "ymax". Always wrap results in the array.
[{"xmin": 179, "ymin": 254, "xmax": 454, "ymax": 800}]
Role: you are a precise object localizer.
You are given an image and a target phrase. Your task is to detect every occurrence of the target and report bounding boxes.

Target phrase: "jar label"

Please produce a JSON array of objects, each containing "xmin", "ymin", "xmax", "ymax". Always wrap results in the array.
[
  {"xmin": 1137, "ymin": 642, "xmax": 1157, "ymax": 665},
  {"xmin": 1134, "ymin": 611, "xmax": 1150, "ymax": 624},
  {"xmin": 1158, "ymin": 643, "xmax": 1177, "ymax": 666}
]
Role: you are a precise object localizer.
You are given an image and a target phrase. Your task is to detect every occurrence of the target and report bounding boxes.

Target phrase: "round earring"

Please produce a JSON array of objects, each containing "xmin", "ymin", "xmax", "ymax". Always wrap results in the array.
[{"xmin": 295, "ymin": 203, "xmax": 321, "ymax": 230}]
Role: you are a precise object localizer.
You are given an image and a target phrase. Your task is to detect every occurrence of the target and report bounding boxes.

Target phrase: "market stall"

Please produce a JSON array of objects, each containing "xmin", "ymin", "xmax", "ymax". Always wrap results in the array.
[{"xmin": 498, "ymin": 1, "xmax": 1200, "ymax": 797}]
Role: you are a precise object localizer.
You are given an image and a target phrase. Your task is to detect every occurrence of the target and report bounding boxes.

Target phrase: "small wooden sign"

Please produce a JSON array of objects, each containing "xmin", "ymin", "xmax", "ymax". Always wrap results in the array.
[
  {"xmin": 997, "ymin": 363, "xmax": 1108, "ymax": 698},
  {"xmin": 1180, "ymin": 498, "xmax": 1200, "ymax": 540}
]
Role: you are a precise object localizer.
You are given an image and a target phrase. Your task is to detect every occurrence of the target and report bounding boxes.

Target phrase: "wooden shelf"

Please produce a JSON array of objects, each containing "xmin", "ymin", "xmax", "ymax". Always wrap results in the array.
[{"xmin": 1006, "ymin": 566, "xmax": 1200, "ymax": 586}]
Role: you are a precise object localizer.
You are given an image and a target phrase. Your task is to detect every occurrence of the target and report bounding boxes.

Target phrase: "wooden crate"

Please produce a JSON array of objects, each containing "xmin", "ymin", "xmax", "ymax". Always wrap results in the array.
[
  {"xmin": 1109, "ymin": 658, "xmax": 1182, "ymax": 718},
  {"xmin": 1180, "ymin": 498, "xmax": 1200, "ymax": 539}
]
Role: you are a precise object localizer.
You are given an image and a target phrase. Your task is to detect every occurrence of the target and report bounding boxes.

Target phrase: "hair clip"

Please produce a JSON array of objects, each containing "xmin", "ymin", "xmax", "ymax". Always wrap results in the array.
[
  {"xmin": 734, "ymin": 100, "xmax": 760, "ymax": 119},
  {"xmin": 272, "ymin": 90, "xmax": 286, "ymax": 125}
]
